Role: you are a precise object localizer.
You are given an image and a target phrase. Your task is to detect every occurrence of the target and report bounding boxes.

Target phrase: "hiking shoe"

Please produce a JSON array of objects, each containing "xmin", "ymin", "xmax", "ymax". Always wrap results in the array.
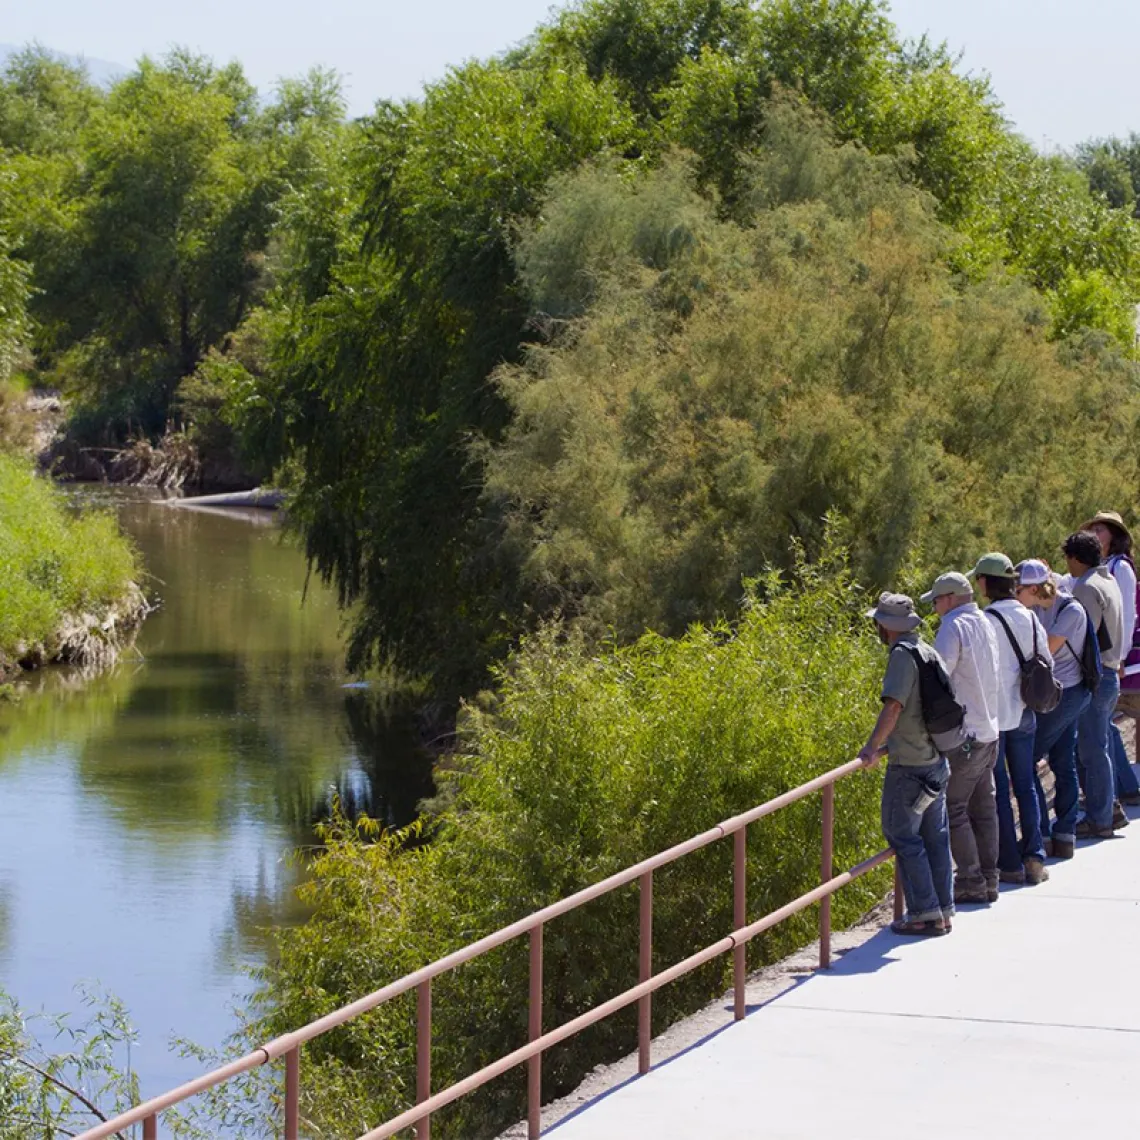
[
  {"xmin": 1113, "ymin": 800, "xmax": 1131, "ymax": 830},
  {"xmin": 1052, "ymin": 839, "xmax": 1075, "ymax": 860},
  {"xmin": 999, "ymin": 868, "xmax": 1026, "ymax": 885},
  {"xmin": 953, "ymin": 887, "xmax": 990, "ymax": 906},
  {"xmin": 1024, "ymin": 857, "xmax": 1050, "ymax": 885},
  {"xmin": 986, "ymin": 886, "xmax": 1000, "ymax": 903},
  {"xmin": 1076, "ymin": 817, "xmax": 1114, "ymax": 840}
]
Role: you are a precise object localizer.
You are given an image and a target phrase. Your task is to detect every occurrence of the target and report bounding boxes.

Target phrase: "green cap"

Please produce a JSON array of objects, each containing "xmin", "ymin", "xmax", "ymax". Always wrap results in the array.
[
  {"xmin": 968, "ymin": 552, "xmax": 1016, "ymax": 580},
  {"xmin": 920, "ymin": 571, "xmax": 974, "ymax": 604}
]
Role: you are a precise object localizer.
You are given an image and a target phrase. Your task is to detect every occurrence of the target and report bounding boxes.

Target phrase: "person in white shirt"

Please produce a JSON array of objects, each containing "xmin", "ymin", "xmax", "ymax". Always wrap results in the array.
[
  {"xmin": 921, "ymin": 571, "xmax": 1002, "ymax": 905},
  {"xmin": 1082, "ymin": 511, "xmax": 1140, "ymax": 808},
  {"xmin": 970, "ymin": 552, "xmax": 1054, "ymax": 886}
]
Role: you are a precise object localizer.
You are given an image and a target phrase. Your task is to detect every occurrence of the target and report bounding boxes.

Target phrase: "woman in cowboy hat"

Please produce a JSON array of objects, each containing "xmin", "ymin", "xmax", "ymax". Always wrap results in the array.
[{"xmin": 1082, "ymin": 511, "xmax": 1140, "ymax": 807}]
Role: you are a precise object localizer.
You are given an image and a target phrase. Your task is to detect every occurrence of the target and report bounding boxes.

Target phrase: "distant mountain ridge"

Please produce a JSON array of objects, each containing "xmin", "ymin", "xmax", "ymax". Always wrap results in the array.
[{"xmin": 0, "ymin": 43, "xmax": 127, "ymax": 87}]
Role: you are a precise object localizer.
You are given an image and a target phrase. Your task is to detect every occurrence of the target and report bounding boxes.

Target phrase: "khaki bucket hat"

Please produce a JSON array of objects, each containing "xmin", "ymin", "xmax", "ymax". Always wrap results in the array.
[{"xmin": 865, "ymin": 591, "xmax": 922, "ymax": 632}]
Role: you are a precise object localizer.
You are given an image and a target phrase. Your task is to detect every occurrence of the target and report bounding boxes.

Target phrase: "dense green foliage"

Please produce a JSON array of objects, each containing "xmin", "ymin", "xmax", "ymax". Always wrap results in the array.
[
  {"xmin": 229, "ymin": 557, "xmax": 887, "ymax": 1137},
  {"xmin": 225, "ymin": 0, "xmax": 1140, "ymax": 696},
  {"xmin": 487, "ymin": 113, "xmax": 1140, "ymax": 638},
  {"xmin": 0, "ymin": 453, "xmax": 138, "ymax": 664},
  {"xmin": 4, "ymin": 3, "xmax": 1140, "ymax": 694},
  {"xmin": 0, "ymin": 46, "xmax": 346, "ymax": 443}
]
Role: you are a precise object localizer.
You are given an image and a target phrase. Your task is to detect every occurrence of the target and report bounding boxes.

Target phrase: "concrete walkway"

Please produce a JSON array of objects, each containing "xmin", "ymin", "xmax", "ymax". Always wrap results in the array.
[{"xmin": 549, "ymin": 819, "xmax": 1140, "ymax": 1139}]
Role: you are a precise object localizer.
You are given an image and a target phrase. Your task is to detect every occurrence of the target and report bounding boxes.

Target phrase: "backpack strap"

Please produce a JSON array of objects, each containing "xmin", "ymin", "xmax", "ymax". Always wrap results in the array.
[
  {"xmin": 989, "ymin": 607, "xmax": 1029, "ymax": 666},
  {"xmin": 1057, "ymin": 597, "xmax": 1080, "ymax": 665}
]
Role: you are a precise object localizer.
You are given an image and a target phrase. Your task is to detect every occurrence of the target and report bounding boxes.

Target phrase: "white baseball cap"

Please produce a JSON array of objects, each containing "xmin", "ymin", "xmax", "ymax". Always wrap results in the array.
[{"xmin": 1015, "ymin": 559, "xmax": 1051, "ymax": 587}]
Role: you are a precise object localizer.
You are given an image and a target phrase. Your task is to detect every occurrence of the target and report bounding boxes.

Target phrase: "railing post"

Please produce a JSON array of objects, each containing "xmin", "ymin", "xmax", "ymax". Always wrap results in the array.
[
  {"xmin": 733, "ymin": 827, "xmax": 746, "ymax": 1020},
  {"xmin": 893, "ymin": 857, "xmax": 904, "ymax": 921},
  {"xmin": 638, "ymin": 870, "xmax": 653, "ymax": 1074},
  {"xmin": 528, "ymin": 924, "xmax": 543, "ymax": 1140},
  {"xmin": 284, "ymin": 1046, "xmax": 300, "ymax": 1140},
  {"xmin": 416, "ymin": 980, "xmax": 432, "ymax": 1140},
  {"xmin": 143, "ymin": 1115, "xmax": 157, "ymax": 1140},
  {"xmin": 820, "ymin": 784, "xmax": 834, "ymax": 969}
]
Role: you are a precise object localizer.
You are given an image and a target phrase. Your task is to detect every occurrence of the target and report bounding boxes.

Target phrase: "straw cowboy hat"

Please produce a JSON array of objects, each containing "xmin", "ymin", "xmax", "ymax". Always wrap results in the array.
[{"xmin": 1081, "ymin": 510, "xmax": 1132, "ymax": 543}]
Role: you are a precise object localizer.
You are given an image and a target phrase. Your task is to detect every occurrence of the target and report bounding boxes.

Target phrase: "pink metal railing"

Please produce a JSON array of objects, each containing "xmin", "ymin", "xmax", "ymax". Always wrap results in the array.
[{"xmin": 77, "ymin": 757, "xmax": 901, "ymax": 1140}]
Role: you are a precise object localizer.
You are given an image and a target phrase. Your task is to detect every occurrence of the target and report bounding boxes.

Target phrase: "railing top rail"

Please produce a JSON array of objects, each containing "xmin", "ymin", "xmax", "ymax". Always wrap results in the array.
[{"xmin": 76, "ymin": 755, "xmax": 869, "ymax": 1140}]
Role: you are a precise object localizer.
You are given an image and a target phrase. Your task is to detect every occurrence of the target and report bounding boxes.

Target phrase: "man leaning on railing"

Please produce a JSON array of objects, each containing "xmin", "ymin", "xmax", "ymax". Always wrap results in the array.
[{"xmin": 858, "ymin": 592, "xmax": 957, "ymax": 938}]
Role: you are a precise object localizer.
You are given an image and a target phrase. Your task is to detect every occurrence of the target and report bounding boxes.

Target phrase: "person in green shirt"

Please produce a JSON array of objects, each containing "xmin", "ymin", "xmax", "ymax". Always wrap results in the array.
[{"xmin": 858, "ymin": 592, "xmax": 954, "ymax": 936}]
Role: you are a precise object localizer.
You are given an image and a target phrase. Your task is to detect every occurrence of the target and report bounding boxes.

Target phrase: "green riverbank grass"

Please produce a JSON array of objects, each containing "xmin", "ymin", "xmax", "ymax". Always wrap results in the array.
[
  {"xmin": 0, "ymin": 452, "xmax": 138, "ymax": 663},
  {"xmin": 226, "ymin": 551, "xmax": 888, "ymax": 1139}
]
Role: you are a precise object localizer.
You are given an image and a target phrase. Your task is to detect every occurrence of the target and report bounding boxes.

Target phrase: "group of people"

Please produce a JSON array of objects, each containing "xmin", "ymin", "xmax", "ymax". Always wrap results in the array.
[{"xmin": 857, "ymin": 510, "xmax": 1140, "ymax": 937}]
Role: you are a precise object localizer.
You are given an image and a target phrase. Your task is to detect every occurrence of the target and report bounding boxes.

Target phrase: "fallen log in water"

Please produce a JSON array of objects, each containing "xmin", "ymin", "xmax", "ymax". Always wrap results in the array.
[{"xmin": 171, "ymin": 487, "xmax": 284, "ymax": 510}]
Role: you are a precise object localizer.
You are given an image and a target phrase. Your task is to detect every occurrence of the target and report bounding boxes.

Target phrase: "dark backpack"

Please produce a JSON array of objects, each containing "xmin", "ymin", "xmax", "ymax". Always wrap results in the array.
[
  {"xmin": 893, "ymin": 643, "xmax": 967, "ymax": 753},
  {"xmin": 1057, "ymin": 597, "xmax": 1102, "ymax": 695},
  {"xmin": 989, "ymin": 608, "xmax": 1062, "ymax": 714}
]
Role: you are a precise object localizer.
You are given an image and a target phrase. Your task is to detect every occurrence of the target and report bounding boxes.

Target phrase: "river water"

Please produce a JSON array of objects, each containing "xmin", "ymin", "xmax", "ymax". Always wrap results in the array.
[{"xmin": 0, "ymin": 490, "xmax": 434, "ymax": 1097}]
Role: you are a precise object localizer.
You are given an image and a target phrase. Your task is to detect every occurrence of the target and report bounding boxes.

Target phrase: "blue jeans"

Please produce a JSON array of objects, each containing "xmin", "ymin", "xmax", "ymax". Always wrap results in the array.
[
  {"xmin": 994, "ymin": 709, "xmax": 1044, "ymax": 871},
  {"xmin": 1033, "ymin": 685, "xmax": 1090, "ymax": 843},
  {"xmin": 1078, "ymin": 668, "xmax": 1120, "ymax": 829},
  {"xmin": 1110, "ymin": 721, "xmax": 1140, "ymax": 797},
  {"xmin": 881, "ymin": 759, "xmax": 953, "ymax": 922}
]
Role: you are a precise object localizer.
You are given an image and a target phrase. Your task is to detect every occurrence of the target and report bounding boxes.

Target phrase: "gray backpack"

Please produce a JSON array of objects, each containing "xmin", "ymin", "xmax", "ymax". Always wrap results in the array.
[{"xmin": 990, "ymin": 610, "xmax": 1062, "ymax": 714}]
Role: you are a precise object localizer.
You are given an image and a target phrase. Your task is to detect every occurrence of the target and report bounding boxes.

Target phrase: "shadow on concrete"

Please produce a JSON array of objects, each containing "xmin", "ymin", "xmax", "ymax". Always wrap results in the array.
[{"xmin": 547, "ymin": 924, "xmax": 913, "ymax": 1132}]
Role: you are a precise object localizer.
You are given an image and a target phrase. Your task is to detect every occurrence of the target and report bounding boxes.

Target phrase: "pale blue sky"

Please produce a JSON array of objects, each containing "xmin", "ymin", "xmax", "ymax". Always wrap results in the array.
[{"xmin": 0, "ymin": 0, "xmax": 1134, "ymax": 149}]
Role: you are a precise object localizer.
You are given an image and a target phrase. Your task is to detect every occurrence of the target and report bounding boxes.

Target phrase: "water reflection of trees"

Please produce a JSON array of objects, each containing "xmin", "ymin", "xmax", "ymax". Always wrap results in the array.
[
  {"xmin": 1, "ymin": 497, "xmax": 437, "ymax": 995},
  {"xmin": 216, "ymin": 692, "xmax": 437, "ymax": 969}
]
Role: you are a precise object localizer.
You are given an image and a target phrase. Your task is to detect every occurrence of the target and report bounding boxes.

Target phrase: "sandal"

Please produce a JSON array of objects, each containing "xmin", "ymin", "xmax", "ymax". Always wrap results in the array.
[{"xmin": 890, "ymin": 917, "xmax": 948, "ymax": 937}]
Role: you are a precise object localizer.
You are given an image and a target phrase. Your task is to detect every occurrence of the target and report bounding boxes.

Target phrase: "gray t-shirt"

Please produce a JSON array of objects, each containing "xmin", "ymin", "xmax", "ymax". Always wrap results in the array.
[
  {"xmin": 1042, "ymin": 595, "xmax": 1088, "ymax": 690},
  {"xmin": 882, "ymin": 633, "xmax": 939, "ymax": 766}
]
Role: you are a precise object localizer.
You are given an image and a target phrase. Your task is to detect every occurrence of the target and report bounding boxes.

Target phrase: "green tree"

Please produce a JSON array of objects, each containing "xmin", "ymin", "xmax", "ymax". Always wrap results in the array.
[
  {"xmin": 0, "ymin": 163, "xmax": 30, "ymax": 388},
  {"xmin": 0, "ymin": 45, "xmax": 101, "ymax": 156},
  {"xmin": 755, "ymin": 0, "xmax": 896, "ymax": 138},
  {"xmin": 1, "ymin": 50, "xmax": 347, "ymax": 444},
  {"xmin": 1076, "ymin": 135, "xmax": 1140, "ymax": 215},
  {"xmin": 253, "ymin": 56, "xmax": 637, "ymax": 694},
  {"xmin": 538, "ymin": 0, "xmax": 757, "ymax": 121},
  {"xmin": 44, "ymin": 54, "xmax": 275, "ymax": 435}
]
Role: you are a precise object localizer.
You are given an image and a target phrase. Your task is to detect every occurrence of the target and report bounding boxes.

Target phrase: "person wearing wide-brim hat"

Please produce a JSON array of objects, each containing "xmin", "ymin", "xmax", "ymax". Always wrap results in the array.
[
  {"xmin": 857, "ymin": 592, "xmax": 954, "ymax": 936},
  {"xmin": 1063, "ymin": 530, "xmax": 1127, "ymax": 838},
  {"xmin": 1080, "ymin": 511, "xmax": 1140, "ymax": 808}
]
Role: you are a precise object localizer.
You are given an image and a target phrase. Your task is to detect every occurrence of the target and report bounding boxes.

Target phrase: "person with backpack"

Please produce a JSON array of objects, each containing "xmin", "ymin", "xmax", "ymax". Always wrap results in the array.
[
  {"xmin": 921, "ymin": 571, "xmax": 1002, "ymax": 905},
  {"xmin": 857, "ymin": 592, "xmax": 955, "ymax": 937},
  {"xmin": 1015, "ymin": 560, "xmax": 1096, "ymax": 860},
  {"xmin": 1064, "ymin": 530, "xmax": 1129, "ymax": 839},
  {"xmin": 1082, "ymin": 511, "xmax": 1140, "ymax": 807},
  {"xmin": 972, "ymin": 552, "xmax": 1056, "ymax": 886}
]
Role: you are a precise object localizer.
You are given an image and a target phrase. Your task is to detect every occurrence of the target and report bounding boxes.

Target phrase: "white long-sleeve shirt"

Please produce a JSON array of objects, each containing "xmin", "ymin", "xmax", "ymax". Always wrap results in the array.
[
  {"xmin": 1109, "ymin": 554, "xmax": 1137, "ymax": 654},
  {"xmin": 984, "ymin": 599, "xmax": 1053, "ymax": 732},
  {"xmin": 933, "ymin": 601, "xmax": 1001, "ymax": 743}
]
